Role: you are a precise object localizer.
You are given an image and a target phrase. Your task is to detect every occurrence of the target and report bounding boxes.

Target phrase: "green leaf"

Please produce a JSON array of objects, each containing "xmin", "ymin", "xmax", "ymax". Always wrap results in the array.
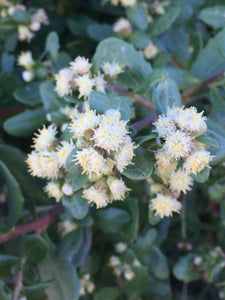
[
  {"xmin": 92, "ymin": 38, "xmax": 152, "ymax": 86},
  {"xmin": 89, "ymin": 90, "xmax": 132, "ymax": 120},
  {"xmin": 13, "ymin": 82, "xmax": 42, "ymax": 106},
  {"xmin": 133, "ymin": 229, "xmax": 157, "ymax": 256},
  {"xmin": 94, "ymin": 287, "xmax": 121, "ymax": 300},
  {"xmin": 1, "ymin": 52, "xmax": 14, "ymax": 73},
  {"xmin": 67, "ymin": 15, "xmax": 96, "ymax": 37},
  {"xmin": 58, "ymin": 229, "xmax": 84, "ymax": 259},
  {"xmin": 146, "ymin": 246, "xmax": 169, "ymax": 279},
  {"xmin": 150, "ymin": 5, "xmax": 181, "ymax": 38},
  {"xmin": 122, "ymin": 147, "xmax": 153, "ymax": 180},
  {"xmin": 128, "ymin": 31, "xmax": 150, "ymax": 49},
  {"xmin": 3, "ymin": 109, "xmax": 46, "ymax": 137},
  {"xmin": 148, "ymin": 207, "xmax": 161, "ymax": 225},
  {"xmin": 39, "ymin": 253, "xmax": 80, "ymax": 300},
  {"xmin": 191, "ymin": 27, "xmax": 225, "ymax": 80},
  {"xmin": 62, "ymin": 191, "xmax": 89, "ymax": 220},
  {"xmin": 0, "ymin": 161, "xmax": 24, "ymax": 226},
  {"xmin": 87, "ymin": 23, "xmax": 112, "ymax": 41},
  {"xmin": 95, "ymin": 207, "xmax": 131, "ymax": 233},
  {"xmin": 4, "ymin": 32, "xmax": 18, "ymax": 52},
  {"xmin": 11, "ymin": 10, "xmax": 30, "ymax": 24},
  {"xmin": 210, "ymin": 87, "xmax": 225, "ymax": 115},
  {"xmin": 40, "ymin": 82, "xmax": 63, "ymax": 111},
  {"xmin": 173, "ymin": 254, "xmax": 201, "ymax": 283},
  {"xmin": 20, "ymin": 235, "xmax": 49, "ymax": 264},
  {"xmin": 0, "ymin": 280, "xmax": 10, "ymax": 300},
  {"xmin": 126, "ymin": 2, "xmax": 148, "ymax": 30},
  {"xmin": 192, "ymin": 167, "xmax": 210, "ymax": 183},
  {"xmin": 45, "ymin": 32, "xmax": 60, "ymax": 63},
  {"xmin": 200, "ymin": 5, "xmax": 225, "ymax": 29},
  {"xmin": 0, "ymin": 255, "xmax": 18, "ymax": 268}
]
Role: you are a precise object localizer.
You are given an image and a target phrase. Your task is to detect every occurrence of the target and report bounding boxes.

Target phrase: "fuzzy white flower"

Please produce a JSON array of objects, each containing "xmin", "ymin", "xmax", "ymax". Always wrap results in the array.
[
  {"xmin": 62, "ymin": 183, "xmax": 73, "ymax": 196},
  {"xmin": 115, "ymin": 242, "xmax": 127, "ymax": 253},
  {"xmin": 150, "ymin": 194, "xmax": 182, "ymax": 218},
  {"xmin": 74, "ymin": 147, "xmax": 107, "ymax": 177},
  {"xmin": 153, "ymin": 115, "xmax": 176, "ymax": 138},
  {"xmin": 17, "ymin": 51, "xmax": 34, "ymax": 69},
  {"xmin": 155, "ymin": 150, "xmax": 177, "ymax": 171},
  {"xmin": 93, "ymin": 113, "xmax": 128, "ymax": 152},
  {"xmin": 75, "ymin": 74, "xmax": 95, "ymax": 99},
  {"xmin": 31, "ymin": 8, "xmax": 49, "ymax": 25},
  {"xmin": 18, "ymin": 25, "xmax": 34, "ymax": 42},
  {"xmin": 101, "ymin": 62, "xmax": 123, "ymax": 77},
  {"xmin": 114, "ymin": 141, "xmax": 135, "ymax": 172},
  {"xmin": 27, "ymin": 151, "xmax": 60, "ymax": 179},
  {"xmin": 70, "ymin": 110, "xmax": 100, "ymax": 138},
  {"xmin": 83, "ymin": 186, "xmax": 109, "ymax": 208},
  {"xmin": 94, "ymin": 72, "xmax": 107, "ymax": 93},
  {"xmin": 107, "ymin": 177, "xmax": 130, "ymax": 200},
  {"xmin": 123, "ymin": 264, "xmax": 135, "ymax": 281},
  {"xmin": 22, "ymin": 70, "xmax": 34, "ymax": 82},
  {"xmin": 55, "ymin": 68, "xmax": 74, "ymax": 97},
  {"xmin": 70, "ymin": 56, "xmax": 92, "ymax": 76},
  {"xmin": 163, "ymin": 130, "xmax": 194, "ymax": 160},
  {"xmin": 32, "ymin": 125, "xmax": 57, "ymax": 152},
  {"xmin": 143, "ymin": 42, "xmax": 159, "ymax": 59},
  {"xmin": 44, "ymin": 182, "xmax": 63, "ymax": 202},
  {"xmin": 29, "ymin": 22, "xmax": 41, "ymax": 32},
  {"xmin": 113, "ymin": 18, "xmax": 132, "ymax": 37},
  {"xmin": 169, "ymin": 169, "xmax": 193, "ymax": 194},
  {"xmin": 184, "ymin": 150, "xmax": 212, "ymax": 174},
  {"xmin": 57, "ymin": 141, "xmax": 74, "ymax": 166},
  {"xmin": 120, "ymin": 0, "xmax": 137, "ymax": 7}
]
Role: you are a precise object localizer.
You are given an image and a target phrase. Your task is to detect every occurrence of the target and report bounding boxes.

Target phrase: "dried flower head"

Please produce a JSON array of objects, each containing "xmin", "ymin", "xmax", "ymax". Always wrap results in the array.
[
  {"xmin": 169, "ymin": 169, "xmax": 193, "ymax": 194},
  {"xmin": 83, "ymin": 186, "xmax": 109, "ymax": 208},
  {"xmin": 17, "ymin": 51, "xmax": 34, "ymax": 69},
  {"xmin": 44, "ymin": 182, "xmax": 63, "ymax": 202},
  {"xmin": 55, "ymin": 68, "xmax": 74, "ymax": 97},
  {"xmin": 113, "ymin": 18, "xmax": 132, "ymax": 37},
  {"xmin": 150, "ymin": 194, "xmax": 182, "ymax": 218},
  {"xmin": 75, "ymin": 74, "xmax": 95, "ymax": 99},
  {"xmin": 32, "ymin": 125, "xmax": 57, "ymax": 152},
  {"xmin": 184, "ymin": 150, "xmax": 212, "ymax": 174},
  {"xmin": 70, "ymin": 56, "xmax": 92, "ymax": 76}
]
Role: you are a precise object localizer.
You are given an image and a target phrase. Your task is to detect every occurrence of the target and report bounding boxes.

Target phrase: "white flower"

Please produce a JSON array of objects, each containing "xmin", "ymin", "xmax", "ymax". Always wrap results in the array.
[
  {"xmin": 163, "ymin": 130, "xmax": 194, "ymax": 160},
  {"xmin": 110, "ymin": 0, "xmax": 120, "ymax": 5},
  {"xmin": 114, "ymin": 141, "xmax": 136, "ymax": 172},
  {"xmin": 123, "ymin": 264, "xmax": 135, "ymax": 280},
  {"xmin": 75, "ymin": 74, "xmax": 95, "ymax": 99},
  {"xmin": 94, "ymin": 72, "xmax": 107, "ymax": 93},
  {"xmin": 101, "ymin": 62, "xmax": 123, "ymax": 77},
  {"xmin": 184, "ymin": 150, "xmax": 212, "ymax": 174},
  {"xmin": 55, "ymin": 68, "xmax": 74, "ymax": 97},
  {"xmin": 115, "ymin": 242, "xmax": 127, "ymax": 253},
  {"xmin": 70, "ymin": 56, "xmax": 92, "ymax": 76},
  {"xmin": 69, "ymin": 110, "xmax": 100, "ymax": 138},
  {"xmin": 150, "ymin": 194, "xmax": 182, "ymax": 218},
  {"xmin": 120, "ymin": 0, "xmax": 137, "ymax": 7},
  {"xmin": 8, "ymin": 7, "xmax": 16, "ymax": 16},
  {"xmin": 155, "ymin": 150, "xmax": 177, "ymax": 171},
  {"xmin": 32, "ymin": 125, "xmax": 57, "ymax": 152},
  {"xmin": 153, "ymin": 115, "xmax": 176, "ymax": 138},
  {"xmin": 83, "ymin": 186, "xmax": 109, "ymax": 208},
  {"xmin": 18, "ymin": 25, "xmax": 34, "ymax": 42},
  {"xmin": 26, "ymin": 151, "xmax": 60, "ymax": 179},
  {"xmin": 29, "ymin": 22, "xmax": 41, "ymax": 32},
  {"xmin": 169, "ymin": 169, "xmax": 193, "ymax": 194},
  {"xmin": 74, "ymin": 147, "xmax": 107, "ymax": 178},
  {"xmin": 31, "ymin": 8, "xmax": 49, "ymax": 25},
  {"xmin": 154, "ymin": 4, "xmax": 165, "ymax": 15},
  {"xmin": 143, "ymin": 42, "xmax": 159, "ymax": 59},
  {"xmin": 93, "ymin": 113, "xmax": 128, "ymax": 152},
  {"xmin": 109, "ymin": 256, "xmax": 121, "ymax": 267},
  {"xmin": 17, "ymin": 51, "xmax": 34, "ymax": 69},
  {"xmin": 57, "ymin": 141, "xmax": 74, "ymax": 166},
  {"xmin": 22, "ymin": 70, "xmax": 34, "ymax": 82},
  {"xmin": 113, "ymin": 18, "xmax": 132, "ymax": 37},
  {"xmin": 107, "ymin": 177, "xmax": 130, "ymax": 200},
  {"xmin": 44, "ymin": 182, "xmax": 63, "ymax": 202},
  {"xmin": 62, "ymin": 183, "xmax": 73, "ymax": 196}
]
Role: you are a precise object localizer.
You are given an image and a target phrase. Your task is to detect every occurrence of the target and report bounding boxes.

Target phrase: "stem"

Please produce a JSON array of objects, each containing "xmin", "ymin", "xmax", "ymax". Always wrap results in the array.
[
  {"xmin": 181, "ymin": 283, "xmax": 188, "ymax": 300},
  {"xmin": 0, "ymin": 205, "xmax": 64, "ymax": 244},
  {"xmin": 0, "ymin": 106, "xmax": 29, "ymax": 119},
  {"xmin": 181, "ymin": 197, "xmax": 187, "ymax": 240},
  {"xmin": 131, "ymin": 114, "xmax": 158, "ymax": 131},
  {"xmin": 182, "ymin": 69, "xmax": 225, "ymax": 103},
  {"xmin": 106, "ymin": 84, "xmax": 155, "ymax": 111},
  {"xmin": 169, "ymin": 58, "xmax": 182, "ymax": 69},
  {"xmin": 12, "ymin": 264, "xmax": 24, "ymax": 300}
]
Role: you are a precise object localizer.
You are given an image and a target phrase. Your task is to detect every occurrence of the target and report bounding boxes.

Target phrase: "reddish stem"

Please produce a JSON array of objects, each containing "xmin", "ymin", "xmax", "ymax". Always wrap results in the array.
[
  {"xmin": 106, "ymin": 84, "xmax": 155, "ymax": 111},
  {"xmin": 0, "ymin": 106, "xmax": 29, "ymax": 119},
  {"xmin": 0, "ymin": 205, "xmax": 64, "ymax": 244},
  {"xmin": 12, "ymin": 265, "xmax": 24, "ymax": 300},
  {"xmin": 131, "ymin": 114, "xmax": 158, "ymax": 131}
]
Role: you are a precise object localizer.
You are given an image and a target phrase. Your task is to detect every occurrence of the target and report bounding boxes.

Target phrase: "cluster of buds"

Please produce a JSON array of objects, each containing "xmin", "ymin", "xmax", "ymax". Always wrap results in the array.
[
  {"xmin": 79, "ymin": 274, "xmax": 95, "ymax": 296},
  {"xmin": 149, "ymin": 106, "xmax": 213, "ymax": 218},
  {"xmin": 55, "ymin": 56, "xmax": 108, "ymax": 98},
  {"xmin": 70, "ymin": 108, "xmax": 135, "ymax": 208},
  {"xmin": 17, "ymin": 51, "xmax": 35, "ymax": 82},
  {"xmin": 0, "ymin": 2, "xmax": 49, "ymax": 42},
  {"xmin": 110, "ymin": 0, "xmax": 137, "ymax": 7},
  {"xmin": 26, "ymin": 108, "xmax": 136, "ymax": 208},
  {"xmin": 109, "ymin": 256, "xmax": 135, "ymax": 281},
  {"xmin": 113, "ymin": 18, "xmax": 132, "ymax": 38}
]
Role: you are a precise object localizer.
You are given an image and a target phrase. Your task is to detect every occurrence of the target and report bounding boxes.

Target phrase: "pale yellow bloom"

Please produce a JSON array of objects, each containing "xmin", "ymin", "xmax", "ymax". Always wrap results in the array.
[
  {"xmin": 44, "ymin": 182, "xmax": 63, "ymax": 202},
  {"xmin": 150, "ymin": 194, "xmax": 181, "ymax": 218}
]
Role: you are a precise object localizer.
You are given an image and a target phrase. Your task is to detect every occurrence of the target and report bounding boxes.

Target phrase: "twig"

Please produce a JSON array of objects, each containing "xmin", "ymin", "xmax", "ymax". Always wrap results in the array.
[
  {"xmin": 0, "ymin": 106, "xmax": 29, "ymax": 119},
  {"xmin": 131, "ymin": 114, "xmax": 158, "ymax": 131},
  {"xmin": 115, "ymin": 274, "xmax": 131, "ymax": 300},
  {"xmin": 169, "ymin": 58, "xmax": 182, "ymax": 69},
  {"xmin": 181, "ymin": 197, "xmax": 187, "ymax": 240},
  {"xmin": 182, "ymin": 69, "xmax": 225, "ymax": 103},
  {"xmin": 106, "ymin": 84, "xmax": 155, "ymax": 111},
  {"xmin": 0, "ymin": 205, "xmax": 64, "ymax": 244},
  {"xmin": 12, "ymin": 264, "xmax": 24, "ymax": 300}
]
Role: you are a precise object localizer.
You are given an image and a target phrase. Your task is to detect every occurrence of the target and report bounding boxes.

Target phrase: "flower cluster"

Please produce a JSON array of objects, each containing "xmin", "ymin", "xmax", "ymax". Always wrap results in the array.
[
  {"xmin": 0, "ymin": 2, "xmax": 48, "ymax": 42},
  {"xmin": 143, "ymin": 42, "xmax": 159, "ymax": 59},
  {"xmin": 149, "ymin": 106, "xmax": 213, "ymax": 218},
  {"xmin": 113, "ymin": 18, "xmax": 132, "ymax": 38},
  {"xmin": 110, "ymin": 0, "xmax": 137, "ymax": 7},
  {"xmin": 55, "ymin": 56, "xmax": 107, "ymax": 98},
  {"xmin": 79, "ymin": 274, "xmax": 95, "ymax": 296},
  {"xmin": 17, "ymin": 51, "xmax": 35, "ymax": 82},
  {"xmin": 109, "ymin": 256, "xmax": 135, "ymax": 280},
  {"xmin": 71, "ymin": 108, "xmax": 135, "ymax": 208}
]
